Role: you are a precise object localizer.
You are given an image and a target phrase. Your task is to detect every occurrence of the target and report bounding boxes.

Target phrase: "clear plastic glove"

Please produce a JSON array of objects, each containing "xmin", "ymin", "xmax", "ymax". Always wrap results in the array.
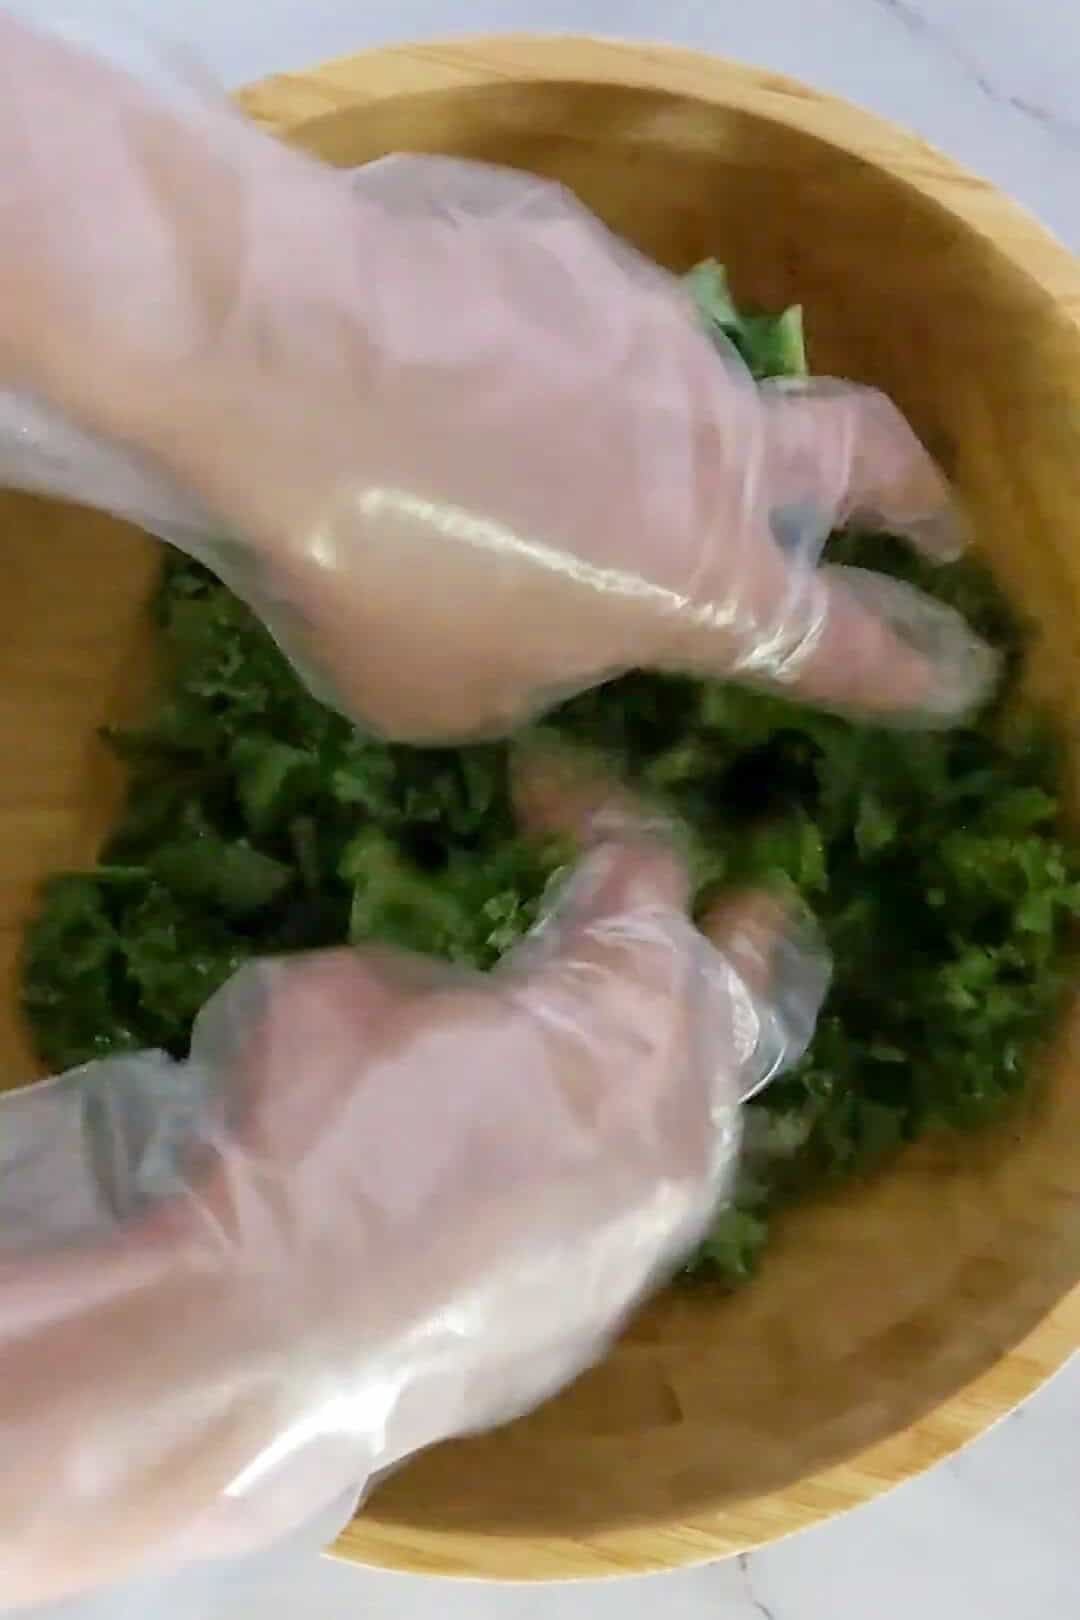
[
  {"xmin": 0, "ymin": 751, "xmax": 827, "ymax": 1607},
  {"xmin": 0, "ymin": 15, "xmax": 996, "ymax": 743}
]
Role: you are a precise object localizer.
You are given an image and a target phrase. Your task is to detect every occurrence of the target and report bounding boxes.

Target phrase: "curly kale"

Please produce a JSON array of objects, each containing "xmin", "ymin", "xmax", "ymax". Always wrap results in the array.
[{"xmin": 21, "ymin": 264, "xmax": 1080, "ymax": 1285}]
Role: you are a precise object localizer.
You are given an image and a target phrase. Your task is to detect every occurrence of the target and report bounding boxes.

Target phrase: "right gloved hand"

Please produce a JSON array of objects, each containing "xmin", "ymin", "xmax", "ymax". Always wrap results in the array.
[
  {"xmin": 0, "ymin": 749, "xmax": 827, "ymax": 1607},
  {"xmin": 0, "ymin": 16, "xmax": 996, "ymax": 742}
]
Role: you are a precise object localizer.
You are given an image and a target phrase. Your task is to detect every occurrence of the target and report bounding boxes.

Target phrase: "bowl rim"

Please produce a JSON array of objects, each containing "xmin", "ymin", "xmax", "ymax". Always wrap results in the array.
[{"xmin": 238, "ymin": 34, "xmax": 1080, "ymax": 1580}]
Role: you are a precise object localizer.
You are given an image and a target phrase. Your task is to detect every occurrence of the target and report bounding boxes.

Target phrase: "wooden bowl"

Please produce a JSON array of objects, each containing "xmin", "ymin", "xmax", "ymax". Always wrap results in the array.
[{"xmin": 3, "ymin": 34, "xmax": 1080, "ymax": 1582}]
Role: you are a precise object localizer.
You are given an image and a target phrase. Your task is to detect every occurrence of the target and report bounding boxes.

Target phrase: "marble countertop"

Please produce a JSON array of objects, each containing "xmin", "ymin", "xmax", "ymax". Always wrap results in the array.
[
  {"xmin": 28, "ymin": 2, "xmax": 1080, "ymax": 1616},
  {"xmin": 59, "ymin": 0, "xmax": 1080, "ymax": 251}
]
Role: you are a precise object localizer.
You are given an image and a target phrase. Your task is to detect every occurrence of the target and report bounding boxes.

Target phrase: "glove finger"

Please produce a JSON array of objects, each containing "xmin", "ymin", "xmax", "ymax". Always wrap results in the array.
[
  {"xmin": 673, "ymin": 514, "xmax": 997, "ymax": 725},
  {"xmin": 701, "ymin": 892, "xmax": 829, "ymax": 1101},
  {"xmin": 759, "ymin": 378, "xmax": 969, "ymax": 559}
]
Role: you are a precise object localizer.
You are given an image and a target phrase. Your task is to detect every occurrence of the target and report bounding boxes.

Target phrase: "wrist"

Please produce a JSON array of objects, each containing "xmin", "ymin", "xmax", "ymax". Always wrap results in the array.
[{"xmin": 0, "ymin": 13, "xmax": 303, "ymax": 452}]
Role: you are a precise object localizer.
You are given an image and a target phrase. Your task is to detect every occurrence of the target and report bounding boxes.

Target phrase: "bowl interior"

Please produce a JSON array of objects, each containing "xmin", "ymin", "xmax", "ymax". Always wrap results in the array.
[{"xmin": 3, "ymin": 72, "xmax": 1080, "ymax": 1558}]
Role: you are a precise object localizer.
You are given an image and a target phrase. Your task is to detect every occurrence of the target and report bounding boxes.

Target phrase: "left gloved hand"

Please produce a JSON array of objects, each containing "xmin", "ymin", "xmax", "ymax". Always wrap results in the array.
[{"xmin": 0, "ymin": 16, "xmax": 995, "ymax": 741}]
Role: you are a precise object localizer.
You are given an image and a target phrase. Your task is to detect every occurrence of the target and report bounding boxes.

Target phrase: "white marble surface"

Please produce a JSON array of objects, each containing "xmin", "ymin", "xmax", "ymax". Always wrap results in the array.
[
  {"xmin": 29, "ymin": 2, "xmax": 1080, "ymax": 1616},
  {"xmin": 52, "ymin": 0, "xmax": 1080, "ymax": 250}
]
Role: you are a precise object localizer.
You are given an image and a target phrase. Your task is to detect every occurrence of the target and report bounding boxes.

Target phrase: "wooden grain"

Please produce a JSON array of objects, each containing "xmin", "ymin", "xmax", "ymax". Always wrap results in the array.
[{"xmin": 2, "ymin": 34, "xmax": 1079, "ymax": 1582}]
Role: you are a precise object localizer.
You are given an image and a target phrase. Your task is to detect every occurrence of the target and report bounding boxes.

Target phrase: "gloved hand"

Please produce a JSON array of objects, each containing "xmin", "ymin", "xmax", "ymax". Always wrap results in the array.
[
  {"xmin": 0, "ymin": 15, "xmax": 995, "ymax": 742},
  {"xmin": 0, "ymin": 749, "xmax": 827, "ymax": 1607}
]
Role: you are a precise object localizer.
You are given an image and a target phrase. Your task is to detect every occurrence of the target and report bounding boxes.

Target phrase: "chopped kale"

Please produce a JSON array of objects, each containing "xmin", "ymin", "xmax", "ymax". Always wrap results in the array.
[{"xmin": 20, "ymin": 267, "xmax": 1079, "ymax": 1285}]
